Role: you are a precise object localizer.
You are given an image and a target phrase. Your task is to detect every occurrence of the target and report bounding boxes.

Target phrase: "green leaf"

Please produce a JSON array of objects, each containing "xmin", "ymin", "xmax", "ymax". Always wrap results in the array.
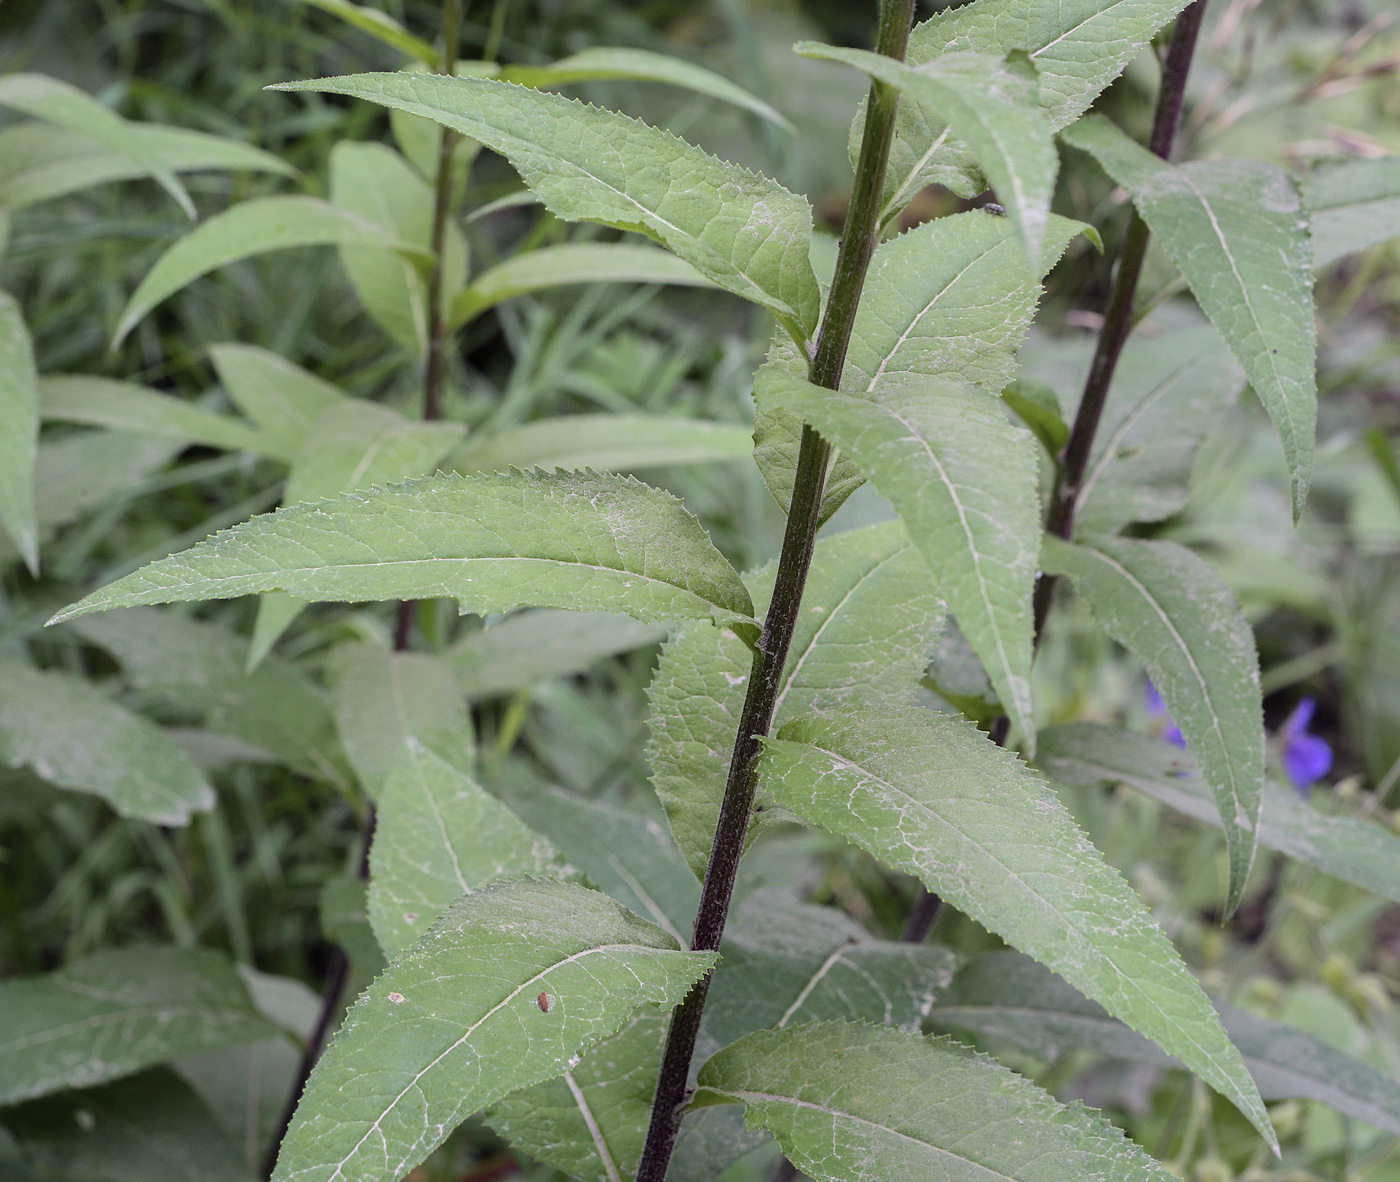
[
  {"xmin": 499, "ymin": 47, "xmax": 792, "ymax": 130},
  {"xmin": 0, "ymin": 291, "xmax": 39, "ymax": 572},
  {"xmin": 330, "ymin": 141, "xmax": 468, "ymax": 354},
  {"xmin": 39, "ymin": 375, "xmax": 273, "ymax": 458},
  {"xmin": 328, "ymin": 641, "xmax": 476, "ymax": 797},
  {"xmin": 752, "ymin": 406, "xmax": 866, "ymax": 530},
  {"xmin": 755, "ymin": 373, "xmax": 1040, "ymax": 746},
  {"xmin": 1040, "ymin": 535, "xmax": 1264, "ymax": 915},
  {"xmin": 758, "ymin": 705, "xmax": 1274, "ymax": 1145},
  {"xmin": 321, "ymin": 873, "xmax": 385, "ymax": 981},
  {"xmin": 450, "ymin": 609, "xmax": 666, "ymax": 700},
  {"xmin": 369, "ymin": 741, "xmax": 565, "ymax": 957},
  {"xmin": 3, "ymin": 1069, "xmax": 256, "ymax": 1182},
  {"xmin": 932, "ymin": 950, "xmax": 1400, "ymax": 1135},
  {"xmin": 51, "ymin": 470, "xmax": 755, "ymax": 632},
  {"xmin": 879, "ymin": 0, "xmax": 1195, "ymax": 221},
  {"xmin": 1304, "ymin": 156, "xmax": 1400, "ymax": 269},
  {"xmin": 1062, "ymin": 115, "xmax": 1316, "ymax": 519},
  {"xmin": 0, "ymin": 73, "xmax": 195, "ymax": 218},
  {"xmin": 0, "ymin": 947, "xmax": 278, "ymax": 1105},
  {"xmin": 209, "ymin": 344, "xmax": 346, "ymax": 461},
  {"xmin": 114, "ymin": 196, "xmax": 431, "ymax": 345},
  {"xmin": 271, "ymin": 73, "xmax": 821, "ymax": 344},
  {"xmin": 800, "ymin": 45, "xmax": 1057, "ymax": 269},
  {"xmin": 271, "ymin": 878, "xmax": 714, "ymax": 1182},
  {"xmin": 1041, "ymin": 722, "xmax": 1400, "ymax": 908},
  {"xmin": 1002, "ymin": 380, "xmax": 1069, "ymax": 457},
  {"xmin": 0, "ymin": 659, "xmax": 214, "ymax": 825},
  {"xmin": 649, "ymin": 520, "xmax": 945, "ymax": 878},
  {"xmin": 695, "ymin": 1022, "xmax": 1178, "ymax": 1182},
  {"xmin": 294, "ymin": 0, "xmax": 438, "ymax": 65},
  {"xmin": 450, "ymin": 243, "xmax": 715, "ymax": 329},
  {"xmin": 451, "ymin": 412, "xmax": 752, "ymax": 475}
]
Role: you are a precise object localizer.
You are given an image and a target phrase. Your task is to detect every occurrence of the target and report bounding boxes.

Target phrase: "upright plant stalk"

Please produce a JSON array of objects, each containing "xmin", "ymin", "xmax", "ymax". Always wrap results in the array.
[{"xmin": 634, "ymin": 3, "xmax": 917, "ymax": 1177}]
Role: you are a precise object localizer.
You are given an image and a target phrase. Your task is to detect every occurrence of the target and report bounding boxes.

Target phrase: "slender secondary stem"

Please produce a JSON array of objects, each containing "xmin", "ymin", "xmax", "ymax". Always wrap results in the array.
[{"xmin": 634, "ymin": 4, "xmax": 916, "ymax": 1178}]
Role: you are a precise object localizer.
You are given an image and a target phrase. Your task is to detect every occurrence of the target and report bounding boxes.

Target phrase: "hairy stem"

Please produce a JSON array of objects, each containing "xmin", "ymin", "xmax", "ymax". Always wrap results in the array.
[
  {"xmin": 1033, "ymin": 0, "xmax": 1209, "ymax": 635},
  {"xmin": 634, "ymin": 3, "xmax": 916, "ymax": 1177}
]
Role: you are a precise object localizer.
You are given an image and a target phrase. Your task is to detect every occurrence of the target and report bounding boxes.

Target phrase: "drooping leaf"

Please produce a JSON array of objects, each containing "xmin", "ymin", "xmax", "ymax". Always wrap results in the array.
[
  {"xmin": 649, "ymin": 521, "xmax": 945, "ymax": 878},
  {"xmin": 932, "ymin": 950, "xmax": 1400, "ymax": 1135},
  {"xmin": 270, "ymin": 878, "xmax": 714, "ymax": 1182},
  {"xmin": 369, "ymin": 741, "xmax": 565, "ymax": 957},
  {"xmin": 0, "ymin": 659, "xmax": 213, "ymax": 825},
  {"xmin": 756, "ymin": 372, "xmax": 1040, "ymax": 746},
  {"xmin": 752, "ymin": 403, "xmax": 866, "ymax": 529},
  {"xmin": 1305, "ymin": 156, "xmax": 1400, "ymax": 269},
  {"xmin": 1041, "ymin": 723, "xmax": 1400, "ymax": 907},
  {"xmin": 294, "ymin": 0, "xmax": 439, "ymax": 65},
  {"xmin": 695, "ymin": 1022, "xmax": 1178, "ymax": 1182},
  {"xmin": 499, "ymin": 47, "xmax": 792, "ymax": 130},
  {"xmin": 209, "ymin": 344, "xmax": 346, "ymax": 460},
  {"xmin": 450, "ymin": 243, "xmax": 715, "ymax": 329},
  {"xmin": 272, "ymin": 73, "xmax": 821, "ymax": 344},
  {"xmin": 800, "ymin": 45, "xmax": 1057, "ymax": 269},
  {"xmin": 1040, "ymin": 535, "xmax": 1264, "ymax": 915},
  {"xmin": 758, "ymin": 705, "xmax": 1274, "ymax": 1144},
  {"xmin": 0, "ymin": 947, "xmax": 278, "ymax": 1106},
  {"xmin": 50, "ymin": 470, "xmax": 756, "ymax": 632},
  {"xmin": 113, "ymin": 196, "xmax": 430, "ymax": 344},
  {"xmin": 451, "ymin": 413, "xmax": 752, "ymax": 475},
  {"xmin": 0, "ymin": 291, "xmax": 39, "ymax": 572},
  {"xmin": 1062, "ymin": 115, "xmax": 1316, "ymax": 519},
  {"xmin": 328, "ymin": 641, "xmax": 475, "ymax": 798}
]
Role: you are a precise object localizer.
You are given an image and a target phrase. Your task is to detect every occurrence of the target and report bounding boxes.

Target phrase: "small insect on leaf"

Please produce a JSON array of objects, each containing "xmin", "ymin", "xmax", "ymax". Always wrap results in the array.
[{"xmin": 537, "ymin": 992, "xmax": 551, "ymax": 1012}]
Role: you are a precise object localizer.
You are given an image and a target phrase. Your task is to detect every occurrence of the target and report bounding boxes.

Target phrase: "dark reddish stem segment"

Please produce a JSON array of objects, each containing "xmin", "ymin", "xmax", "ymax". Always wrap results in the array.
[{"xmin": 634, "ymin": 2, "xmax": 917, "ymax": 1177}]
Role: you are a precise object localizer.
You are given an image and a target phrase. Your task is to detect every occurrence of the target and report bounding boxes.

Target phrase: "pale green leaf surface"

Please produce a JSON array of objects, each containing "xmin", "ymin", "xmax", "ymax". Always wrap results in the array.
[
  {"xmin": 450, "ymin": 243, "xmax": 715, "ymax": 328},
  {"xmin": 648, "ymin": 521, "xmax": 945, "ymax": 878},
  {"xmin": 1040, "ymin": 535, "xmax": 1264, "ymax": 914},
  {"xmin": 0, "ymin": 291, "xmax": 39, "ymax": 571},
  {"xmin": 0, "ymin": 659, "xmax": 213, "ymax": 825},
  {"xmin": 1062, "ymin": 115, "xmax": 1316, "ymax": 518},
  {"xmin": 1041, "ymin": 723, "xmax": 1400, "ymax": 907},
  {"xmin": 1304, "ymin": 156, "xmax": 1400, "ymax": 268},
  {"xmin": 932, "ymin": 950, "xmax": 1400, "ymax": 1134},
  {"xmin": 295, "ymin": 0, "xmax": 438, "ymax": 64},
  {"xmin": 369, "ymin": 741, "xmax": 565, "ymax": 957},
  {"xmin": 695, "ymin": 1022, "xmax": 1178, "ymax": 1182},
  {"xmin": 0, "ymin": 947, "xmax": 278, "ymax": 1106},
  {"xmin": 50, "ymin": 470, "xmax": 755, "ymax": 632},
  {"xmin": 755, "ymin": 373, "xmax": 1040, "ymax": 745},
  {"xmin": 451, "ymin": 413, "xmax": 751, "ymax": 475},
  {"xmin": 271, "ymin": 878, "xmax": 714, "ymax": 1182},
  {"xmin": 272, "ymin": 73, "xmax": 820, "ymax": 341},
  {"xmin": 209, "ymin": 344, "xmax": 346, "ymax": 460},
  {"xmin": 114, "ymin": 196, "xmax": 430, "ymax": 345},
  {"xmin": 759, "ymin": 706, "xmax": 1273, "ymax": 1143}
]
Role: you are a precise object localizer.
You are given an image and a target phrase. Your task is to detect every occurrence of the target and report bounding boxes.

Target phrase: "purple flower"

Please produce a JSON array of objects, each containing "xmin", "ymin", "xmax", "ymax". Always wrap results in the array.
[
  {"xmin": 1279, "ymin": 697, "xmax": 1332, "ymax": 794},
  {"xmin": 1145, "ymin": 682, "xmax": 1186, "ymax": 749}
]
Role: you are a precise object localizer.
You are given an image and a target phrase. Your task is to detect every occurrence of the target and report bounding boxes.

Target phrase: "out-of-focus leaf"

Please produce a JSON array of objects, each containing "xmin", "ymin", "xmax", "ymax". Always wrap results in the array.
[
  {"xmin": 0, "ymin": 291, "xmax": 39, "ymax": 572},
  {"xmin": 1305, "ymin": 157, "xmax": 1400, "ymax": 268},
  {"xmin": 294, "ymin": 0, "xmax": 438, "ymax": 65},
  {"xmin": 209, "ymin": 344, "xmax": 346, "ymax": 461}
]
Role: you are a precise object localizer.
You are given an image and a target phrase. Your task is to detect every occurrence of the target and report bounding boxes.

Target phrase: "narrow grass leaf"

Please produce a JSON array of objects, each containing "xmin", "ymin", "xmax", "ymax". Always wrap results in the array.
[
  {"xmin": 1305, "ymin": 157, "xmax": 1400, "ymax": 268},
  {"xmin": 0, "ymin": 291, "xmax": 38, "ymax": 572},
  {"xmin": 295, "ymin": 0, "xmax": 438, "ymax": 65}
]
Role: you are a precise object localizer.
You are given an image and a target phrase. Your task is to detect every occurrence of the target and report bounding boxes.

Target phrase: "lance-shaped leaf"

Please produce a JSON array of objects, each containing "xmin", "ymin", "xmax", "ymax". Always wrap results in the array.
[
  {"xmin": 271, "ymin": 878, "xmax": 714, "ymax": 1182},
  {"xmin": 759, "ymin": 706, "xmax": 1274, "ymax": 1145},
  {"xmin": 369, "ymin": 741, "xmax": 565, "ymax": 957},
  {"xmin": 450, "ymin": 243, "xmax": 715, "ymax": 329},
  {"xmin": 800, "ymin": 44, "xmax": 1056, "ymax": 269},
  {"xmin": 695, "ymin": 1022, "xmax": 1179, "ymax": 1182},
  {"xmin": 295, "ymin": 0, "xmax": 438, "ymax": 65},
  {"xmin": 1041, "ymin": 535, "xmax": 1264, "ymax": 915},
  {"xmin": 272, "ymin": 73, "xmax": 821, "ymax": 344},
  {"xmin": 932, "ymin": 950, "xmax": 1400, "ymax": 1135},
  {"xmin": 50, "ymin": 469, "xmax": 755, "ymax": 633},
  {"xmin": 114, "ymin": 196, "xmax": 431, "ymax": 344},
  {"xmin": 0, "ymin": 947, "xmax": 278, "ymax": 1105},
  {"xmin": 500, "ymin": 47, "xmax": 791, "ymax": 130},
  {"xmin": 0, "ymin": 73, "xmax": 194, "ymax": 218},
  {"xmin": 1062, "ymin": 115, "xmax": 1316, "ymax": 520},
  {"xmin": 878, "ymin": 0, "xmax": 1194, "ymax": 220},
  {"xmin": 1305, "ymin": 156, "xmax": 1400, "ymax": 269},
  {"xmin": 648, "ymin": 520, "xmax": 945, "ymax": 877},
  {"xmin": 1042, "ymin": 722, "xmax": 1400, "ymax": 907},
  {"xmin": 756, "ymin": 373, "xmax": 1039, "ymax": 745},
  {"xmin": 0, "ymin": 291, "xmax": 39, "ymax": 572},
  {"xmin": 0, "ymin": 659, "xmax": 213, "ymax": 825},
  {"xmin": 209, "ymin": 344, "xmax": 346, "ymax": 460},
  {"xmin": 452, "ymin": 412, "xmax": 752, "ymax": 476}
]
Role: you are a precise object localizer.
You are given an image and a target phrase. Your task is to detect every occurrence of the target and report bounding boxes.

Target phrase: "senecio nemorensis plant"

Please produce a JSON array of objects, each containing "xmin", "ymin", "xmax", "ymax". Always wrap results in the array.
[{"xmin": 26, "ymin": 0, "xmax": 1378, "ymax": 1177}]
